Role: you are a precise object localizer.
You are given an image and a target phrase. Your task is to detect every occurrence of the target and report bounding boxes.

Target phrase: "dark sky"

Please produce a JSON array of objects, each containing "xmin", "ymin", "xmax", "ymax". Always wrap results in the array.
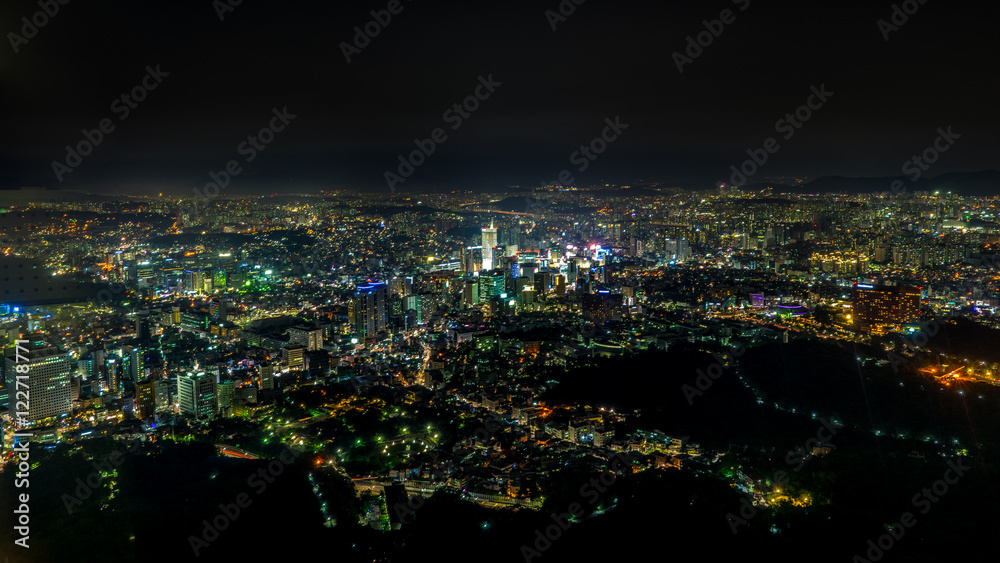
[{"xmin": 1, "ymin": 0, "xmax": 996, "ymax": 194}]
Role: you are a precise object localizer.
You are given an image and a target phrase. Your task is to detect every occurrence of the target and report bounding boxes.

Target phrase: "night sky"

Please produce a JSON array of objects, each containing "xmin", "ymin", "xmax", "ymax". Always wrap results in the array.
[{"xmin": 1, "ymin": 0, "xmax": 996, "ymax": 193}]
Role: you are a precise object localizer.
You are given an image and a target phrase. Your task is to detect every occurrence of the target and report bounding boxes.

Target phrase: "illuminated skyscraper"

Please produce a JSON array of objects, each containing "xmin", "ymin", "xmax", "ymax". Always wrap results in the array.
[
  {"xmin": 350, "ymin": 282, "xmax": 388, "ymax": 338},
  {"xmin": 4, "ymin": 341, "xmax": 71, "ymax": 425},
  {"xmin": 480, "ymin": 270, "xmax": 507, "ymax": 299},
  {"xmin": 852, "ymin": 283, "xmax": 921, "ymax": 334},
  {"xmin": 135, "ymin": 381, "xmax": 156, "ymax": 419},
  {"xmin": 177, "ymin": 372, "xmax": 217, "ymax": 421},
  {"xmin": 481, "ymin": 223, "xmax": 498, "ymax": 271},
  {"xmin": 104, "ymin": 356, "xmax": 123, "ymax": 395},
  {"xmin": 125, "ymin": 345, "xmax": 145, "ymax": 382},
  {"xmin": 463, "ymin": 279, "xmax": 480, "ymax": 306},
  {"xmin": 217, "ymin": 381, "xmax": 236, "ymax": 417}
]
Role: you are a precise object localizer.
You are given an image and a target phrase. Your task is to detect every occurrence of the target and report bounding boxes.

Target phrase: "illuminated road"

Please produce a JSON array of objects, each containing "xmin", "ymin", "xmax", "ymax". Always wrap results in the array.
[{"xmin": 216, "ymin": 445, "xmax": 260, "ymax": 459}]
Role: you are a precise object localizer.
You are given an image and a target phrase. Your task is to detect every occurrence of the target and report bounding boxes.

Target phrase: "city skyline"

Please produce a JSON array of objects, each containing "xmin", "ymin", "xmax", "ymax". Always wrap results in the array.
[{"xmin": 2, "ymin": 1, "xmax": 999, "ymax": 561}]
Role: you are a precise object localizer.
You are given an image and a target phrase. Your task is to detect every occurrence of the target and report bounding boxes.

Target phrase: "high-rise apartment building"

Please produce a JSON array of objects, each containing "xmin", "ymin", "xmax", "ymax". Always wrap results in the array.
[
  {"xmin": 350, "ymin": 282, "xmax": 388, "ymax": 338},
  {"xmin": 852, "ymin": 283, "xmax": 921, "ymax": 334}
]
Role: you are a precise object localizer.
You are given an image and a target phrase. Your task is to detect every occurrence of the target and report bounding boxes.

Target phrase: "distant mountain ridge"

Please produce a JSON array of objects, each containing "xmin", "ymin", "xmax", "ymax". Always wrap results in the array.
[
  {"xmin": 740, "ymin": 170, "xmax": 1000, "ymax": 196},
  {"xmin": 3, "ymin": 169, "xmax": 998, "ymax": 197}
]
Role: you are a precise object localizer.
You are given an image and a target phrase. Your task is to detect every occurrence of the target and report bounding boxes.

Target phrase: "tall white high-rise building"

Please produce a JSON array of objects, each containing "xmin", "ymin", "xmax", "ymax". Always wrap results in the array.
[
  {"xmin": 481, "ymin": 223, "xmax": 498, "ymax": 271},
  {"xmin": 177, "ymin": 372, "xmax": 217, "ymax": 421},
  {"xmin": 5, "ymin": 341, "xmax": 71, "ymax": 425}
]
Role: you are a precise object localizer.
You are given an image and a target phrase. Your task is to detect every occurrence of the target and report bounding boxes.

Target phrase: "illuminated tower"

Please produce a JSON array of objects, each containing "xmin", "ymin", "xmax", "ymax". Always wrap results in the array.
[{"xmin": 481, "ymin": 222, "xmax": 498, "ymax": 271}]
